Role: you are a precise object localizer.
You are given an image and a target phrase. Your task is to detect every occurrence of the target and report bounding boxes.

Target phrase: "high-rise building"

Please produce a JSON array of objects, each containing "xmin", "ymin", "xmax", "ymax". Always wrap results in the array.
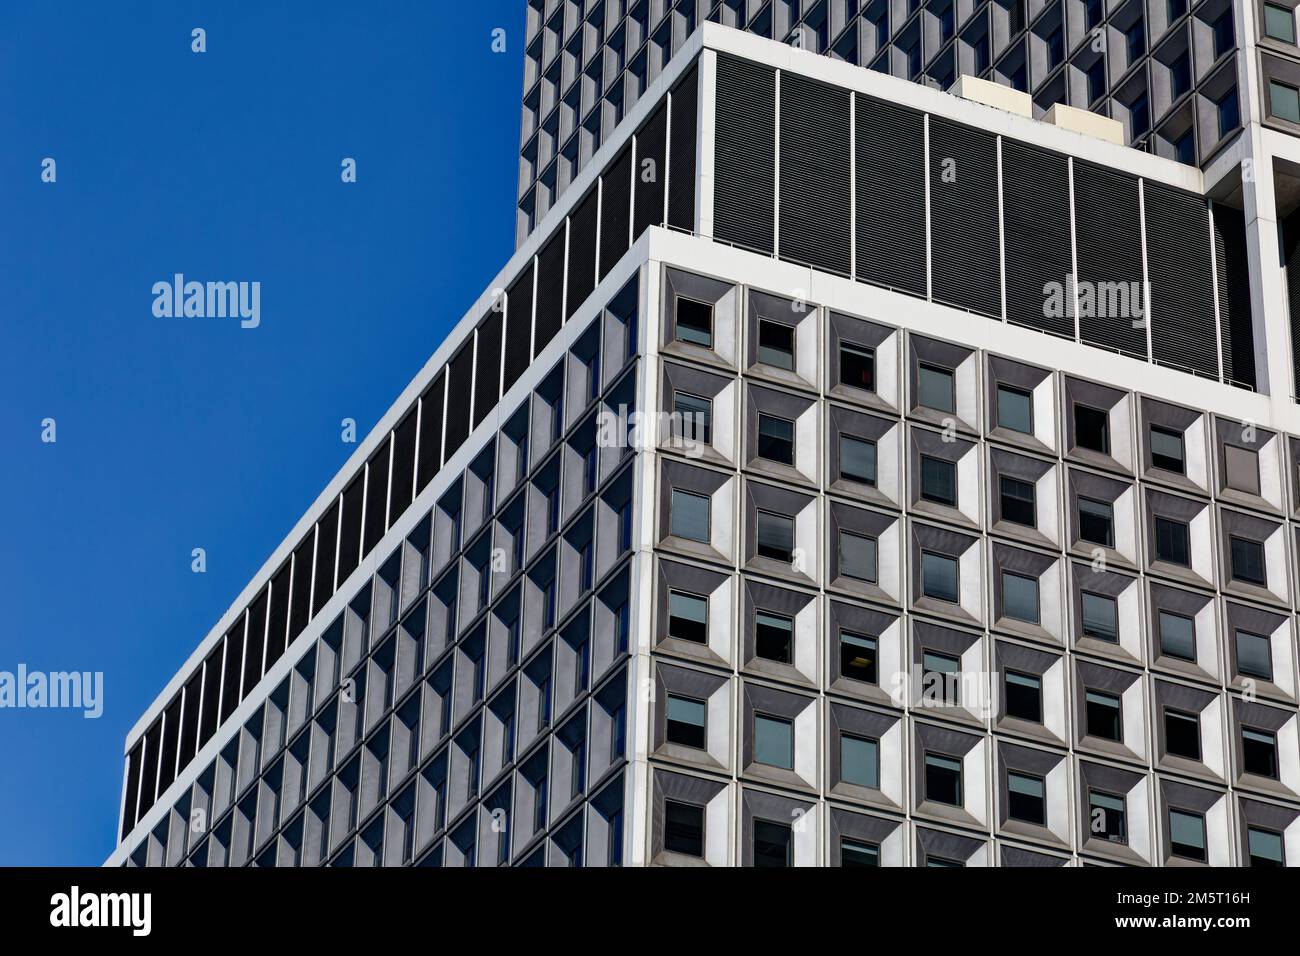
[{"xmin": 114, "ymin": 8, "xmax": 1300, "ymax": 867}]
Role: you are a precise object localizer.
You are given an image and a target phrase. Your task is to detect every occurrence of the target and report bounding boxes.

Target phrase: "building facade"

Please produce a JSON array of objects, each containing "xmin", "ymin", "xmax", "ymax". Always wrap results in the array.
[{"xmin": 114, "ymin": 12, "xmax": 1300, "ymax": 867}]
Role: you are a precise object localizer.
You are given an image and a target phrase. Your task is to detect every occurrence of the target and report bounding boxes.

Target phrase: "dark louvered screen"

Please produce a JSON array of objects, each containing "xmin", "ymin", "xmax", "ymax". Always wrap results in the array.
[
  {"xmin": 779, "ymin": 72, "xmax": 851, "ymax": 276},
  {"xmin": 668, "ymin": 65, "xmax": 698, "ymax": 231},
  {"xmin": 1284, "ymin": 207, "xmax": 1300, "ymax": 397},
  {"xmin": 443, "ymin": 342, "xmax": 474, "ymax": 457},
  {"xmin": 1145, "ymin": 183, "xmax": 1217, "ymax": 379},
  {"xmin": 566, "ymin": 188, "xmax": 599, "ymax": 320},
  {"xmin": 198, "ymin": 644, "xmax": 223, "ymax": 747},
  {"xmin": 121, "ymin": 743, "xmax": 141, "ymax": 838},
  {"xmin": 1073, "ymin": 162, "xmax": 1147, "ymax": 360},
  {"xmin": 337, "ymin": 471, "xmax": 365, "ymax": 583},
  {"xmin": 288, "ymin": 532, "xmax": 314, "ymax": 642},
  {"xmin": 633, "ymin": 103, "xmax": 668, "ymax": 239},
  {"xmin": 1214, "ymin": 203, "xmax": 1255, "ymax": 389},
  {"xmin": 265, "ymin": 560, "xmax": 291, "ymax": 670},
  {"xmin": 389, "ymin": 406, "xmax": 418, "ymax": 522},
  {"xmin": 218, "ymin": 624, "xmax": 243, "ymax": 723},
  {"xmin": 503, "ymin": 266, "xmax": 534, "ymax": 387},
  {"xmin": 714, "ymin": 56, "xmax": 775, "ymax": 254},
  {"xmin": 311, "ymin": 501, "xmax": 338, "ymax": 615},
  {"xmin": 138, "ymin": 720, "xmax": 161, "ymax": 818},
  {"xmin": 158, "ymin": 695, "xmax": 181, "ymax": 795},
  {"xmin": 600, "ymin": 146, "xmax": 632, "ymax": 279},
  {"xmin": 472, "ymin": 311, "xmax": 503, "ymax": 426},
  {"xmin": 928, "ymin": 117, "xmax": 1000, "ymax": 317},
  {"xmin": 856, "ymin": 96, "xmax": 926, "ymax": 296},
  {"xmin": 1002, "ymin": 141, "xmax": 1072, "ymax": 337},
  {"xmin": 535, "ymin": 230, "xmax": 567, "ymax": 357},
  {"xmin": 362, "ymin": 437, "xmax": 391, "ymax": 554},
  {"xmin": 243, "ymin": 589, "xmax": 268, "ymax": 695},
  {"xmin": 178, "ymin": 670, "xmax": 202, "ymax": 766},
  {"xmin": 416, "ymin": 371, "xmax": 445, "ymax": 492}
]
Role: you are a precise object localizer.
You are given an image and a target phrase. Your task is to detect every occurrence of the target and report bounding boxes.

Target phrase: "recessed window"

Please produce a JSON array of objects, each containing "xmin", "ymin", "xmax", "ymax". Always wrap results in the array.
[
  {"xmin": 755, "ymin": 611, "xmax": 794, "ymax": 664},
  {"xmin": 1164, "ymin": 709, "xmax": 1201, "ymax": 760},
  {"xmin": 1007, "ymin": 771, "xmax": 1046, "ymax": 825},
  {"xmin": 756, "ymin": 510, "xmax": 795, "ymax": 562},
  {"xmin": 918, "ymin": 363, "xmax": 955, "ymax": 414},
  {"xmin": 1236, "ymin": 629, "xmax": 1273, "ymax": 680},
  {"xmin": 999, "ymin": 475, "xmax": 1036, "ymax": 527},
  {"xmin": 753, "ymin": 819, "xmax": 792, "ymax": 867},
  {"xmin": 839, "ymin": 531, "xmax": 878, "ymax": 583},
  {"xmin": 922, "ymin": 650, "xmax": 961, "ymax": 705},
  {"xmin": 1242, "ymin": 727, "xmax": 1279, "ymax": 778},
  {"xmin": 1217, "ymin": 88, "xmax": 1240, "ymax": 139},
  {"xmin": 1225, "ymin": 445, "xmax": 1260, "ymax": 495},
  {"xmin": 920, "ymin": 455, "xmax": 957, "ymax": 506},
  {"xmin": 1004, "ymin": 670, "xmax": 1042, "ymax": 723},
  {"xmin": 840, "ymin": 631, "xmax": 877, "ymax": 683},
  {"xmin": 1158, "ymin": 610, "xmax": 1196, "ymax": 661},
  {"xmin": 840, "ymin": 343, "xmax": 876, "ymax": 392},
  {"xmin": 1248, "ymin": 827, "xmax": 1284, "ymax": 867},
  {"xmin": 673, "ymin": 391, "xmax": 712, "ymax": 445},
  {"xmin": 996, "ymin": 384, "xmax": 1033, "ymax": 434},
  {"xmin": 924, "ymin": 752, "xmax": 963, "ymax": 806},
  {"xmin": 841, "ymin": 733, "xmax": 880, "ymax": 789},
  {"xmin": 840, "ymin": 435, "xmax": 878, "ymax": 485},
  {"xmin": 1212, "ymin": 9, "xmax": 1235, "ymax": 56},
  {"xmin": 1270, "ymin": 79, "xmax": 1300, "ymax": 123},
  {"xmin": 920, "ymin": 551, "xmax": 960, "ymax": 604},
  {"xmin": 925, "ymin": 855, "xmax": 964, "ymax": 867},
  {"xmin": 1074, "ymin": 404, "xmax": 1110, "ymax": 454},
  {"xmin": 1085, "ymin": 689, "xmax": 1122, "ymax": 742},
  {"xmin": 670, "ymin": 489, "xmax": 710, "ymax": 543},
  {"xmin": 1077, "ymin": 496, "xmax": 1114, "ymax": 547},
  {"xmin": 1154, "ymin": 516, "xmax": 1190, "ymax": 566},
  {"xmin": 1089, "ymin": 789, "xmax": 1127, "ymax": 844},
  {"xmin": 841, "ymin": 838, "xmax": 880, "ymax": 867},
  {"xmin": 1230, "ymin": 535, "xmax": 1267, "ymax": 586},
  {"xmin": 1001, "ymin": 571, "xmax": 1040, "ymax": 624},
  {"xmin": 757, "ymin": 319, "xmax": 795, "ymax": 370},
  {"xmin": 1081, "ymin": 591, "xmax": 1118, "ymax": 643},
  {"xmin": 1169, "ymin": 809, "xmax": 1207, "ymax": 862},
  {"xmin": 753, "ymin": 714, "xmax": 794, "ymax": 769},
  {"xmin": 667, "ymin": 590, "xmax": 707, "ymax": 643},
  {"xmin": 1265, "ymin": 2, "xmax": 1296, "ymax": 43},
  {"xmin": 757, "ymin": 414, "xmax": 795, "ymax": 465},
  {"xmin": 665, "ymin": 694, "xmax": 706, "ymax": 749},
  {"xmin": 664, "ymin": 800, "xmax": 704, "ymax": 856},
  {"xmin": 675, "ymin": 296, "xmax": 713, "ymax": 347}
]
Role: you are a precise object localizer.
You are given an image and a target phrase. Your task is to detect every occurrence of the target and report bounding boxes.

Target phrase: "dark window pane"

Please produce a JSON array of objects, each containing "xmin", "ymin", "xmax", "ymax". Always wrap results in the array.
[
  {"xmin": 922, "ymin": 650, "xmax": 961, "ymax": 705},
  {"xmin": 755, "ymin": 611, "xmax": 793, "ymax": 663},
  {"xmin": 1004, "ymin": 670, "xmax": 1042, "ymax": 722},
  {"xmin": 997, "ymin": 385, "xmax": 1033, "ymax": 433},
  {"xmin": 1090, "ymin": 790, "xmax": 1127, "ymax": 844},
  {"xmin": 1154, "ymin": 516, "xmax": 1190, "ymax": 566},
  {"xmin": 1081, "ymin": 591, "xmax": 1118, "ymax": 642},
  {"xmin": 1170, "ymin": 809, "xmax": 1206, "ymax": 861},
  {"xmin": 921, "ymin": 552, "xmax": 959, "ymax": 603},
  {"xmin": 756, "ymin": 510, "xmax": 794, "ymax": 562},
  {"xmin": 841, "ymin": 734, "xmax": 879, "ymax": 788},
  {"xmin": 668, "ymin": 590, "xmax": 708, "ymax": 643},
  {"xmin": 1007, "ymin": 771, "xmax": 1045, "ymax": 825},
  {"xmin": 675, "ymin": 297, "xmax": 713, "ymax": 347},
  {"xmin": 754, "ymin": 714, "xmax": 793, "ymax": 768},
  {"xmin": 841, "ymin": 435, "xmax": 877, "ymax": 484},
  {"xmin": 918, "ymin": 363, "xmax": 955, "ymax": 413},
  {"xmin": 757, "ymin": 319, "xmax": 795, "ymax": 370},
  {"xmin": 1078, "ymin": 497, "xmax": 1114, "ymax": 547},
  {"xmin": 1158, "ymin": 611, "xmax": 1196, "ymax": 661},
  {"xmin": 664, "ymin": 800, "xmax": 704, "ymax": 856},
  {"xmin": 1248, "ymin": 827, "xmax": 1284, "ymax": 867},
  {"xmin": 1164, "ymin": 709, "xmax": 1201, "ymax": 760},
  {"xmin": 841, "ymin": 839, "xmax": 880, "ymax": 867},
  {"xmin": 920, "ymin": 455, "xmax": 957, "ymax": 506},
  {"xmin": 1002, "ymin": 571, "xmax": 1040, "ymax": 624},
  {"xmin": 840, "ymin": 343, "xmax": 876, "ymax": 391},
  {"xmin": 666, "ymin": 695, "xmax": 706, "ymax": 749},
  {"xmin": 1150, "ymin": 427, "xmax": 1185, "ymax": 473},
  {"xmin": 840, "ymin": 531, "xmax": 877, "ymax": 582},
  {"xmin": 1074, "ymin": 404, "xmax": 1110, "ymax": 454},
  {"xmin": 670, "ymin": 489, "xmax": 710, "ymax": 542},
  {"xmin": 840, "ymin": 631, "xmax": 877, "ymax": 683},
  {"xmin": 753, "ymin": 819, "xmax": 792, "ymax": 867},
  {"xmin": 1266, "ymin": 2, "xmax": 1296, "ymax": 42},
  {"xmin": 1000, "ymin": 475, "xmax": 1036, "ymax": 527},
  {"xmin": 1236, "ymin": 629, "xmax": 1273, "ymax": 680},
  {"xmin": 1086, "ymin": 690, "xmax": 1122, "ymax": 741},
  {"xmin": 924, "ymin": 752, "xmax": 963, "ymax": 805},
  {"xmin": 1230, "ymin": 536, "xmax": 1266, "ymax": 585},
  {"xmin": 757, "ymin": 415, "xmax": 795, "ymax": 464},
  {"xmin": 1242, "ymin": 727, "xmax": 1278, "ymax": 778},
  {"xmin": 673, "ymin": 392, "xmax": 712, "ymax": 445}
]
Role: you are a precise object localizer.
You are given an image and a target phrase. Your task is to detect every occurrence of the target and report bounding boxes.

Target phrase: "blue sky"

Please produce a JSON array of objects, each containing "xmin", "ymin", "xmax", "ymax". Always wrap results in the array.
[{"xmin": 0, "ymin": 1, "xmax": 525, "ymax": 865}]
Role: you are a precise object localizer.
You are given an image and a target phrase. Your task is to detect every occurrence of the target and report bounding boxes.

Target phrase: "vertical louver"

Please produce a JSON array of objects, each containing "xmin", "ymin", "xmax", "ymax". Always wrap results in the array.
[
  {"xmin": 1145, "ymin": 183, "xmax": 1218, "ymax": 379},
  {"xmin": 1002, "ymin": 141, "xmax": 1073, "ymax": 337},
  {"xmin": 1073, "ymin": 161, "xmax": 1147, "ymax": 360},
  {"xmin": 1213, "ymin": 203, "xmax": 1256, "ymax": 390},
  {"xmin": 1283, "ymin": 207, "xmax": 1300, "ymax": 397},
  {"xmin": 633, "ymin": 104, "xmax": 668, "ymax": 239},
  {"xmin": 779, "ymin": 72, "xmax": 851, "ymax": 277},
  {"xmin": 714, "ymin": 56, "xmax": 775, "ymax": 254},
  {"xmin": 443, "ymin": 342, "xmax": 475, "ymax": 458},
  {"xmin": 928, "ymin": 117, "xmax": 1001, "ymax": 317},
  {"xmin": 534, "ymin": 229, "xmax": 567, "ymax": 357},
  {"xmin": 856, "ymin": 96, "xmax": 926, "ymax": 296},
  {"xmin": 472, "ymin": 311, "xmax": 503, "ymax": 426},
  {"xmin": 600, "ymin": 146, "xmax": 632, "ymax": 280},
  {"xmin": 503, "ymin": 267, "xmax": 534, "ymax": 389}
]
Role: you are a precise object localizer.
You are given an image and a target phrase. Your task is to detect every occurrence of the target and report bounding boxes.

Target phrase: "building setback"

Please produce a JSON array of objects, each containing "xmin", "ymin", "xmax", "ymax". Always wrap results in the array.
[{"xmin": 113, "ymin": 13, "xmax": 1300, "ymax": 867}]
